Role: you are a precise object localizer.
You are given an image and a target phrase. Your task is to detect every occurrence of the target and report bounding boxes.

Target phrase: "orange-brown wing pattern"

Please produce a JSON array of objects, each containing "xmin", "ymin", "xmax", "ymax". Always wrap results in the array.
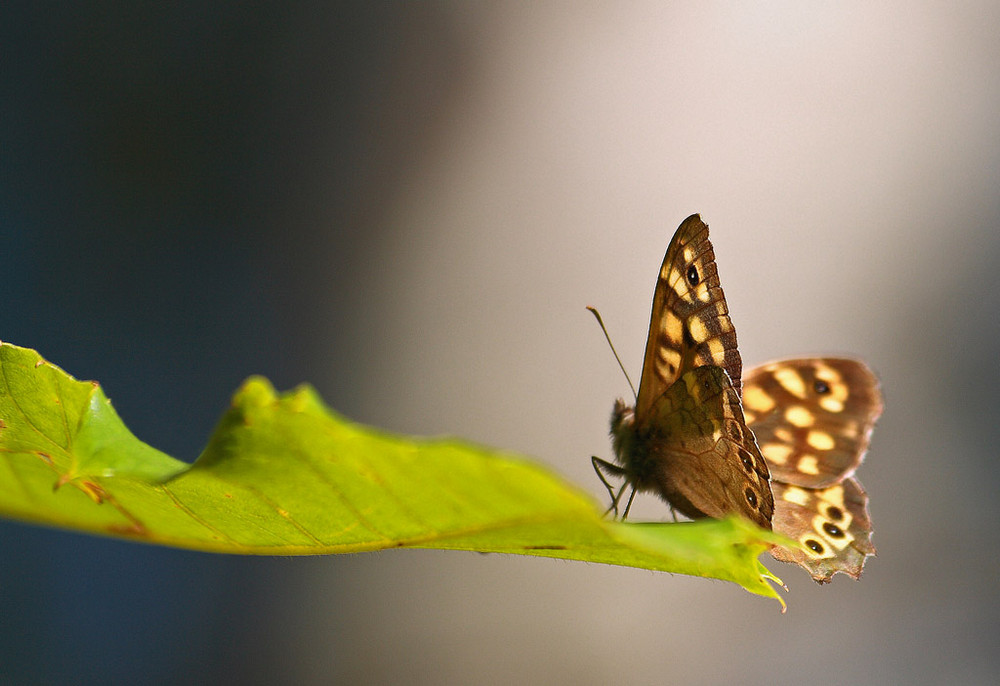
[{"xmin": 634, "ymin": 214, "xmax": 742, "ymax": 422}]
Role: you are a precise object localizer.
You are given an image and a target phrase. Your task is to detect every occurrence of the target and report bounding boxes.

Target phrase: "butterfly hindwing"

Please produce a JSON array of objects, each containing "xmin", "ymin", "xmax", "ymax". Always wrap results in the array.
[
  {"xmin": 645, "ymin": 366, "xmax": 773, "ymax": 528},
  {"xmin": 769, "ymin": 477, "xmax": 876, "ymax": 582}
]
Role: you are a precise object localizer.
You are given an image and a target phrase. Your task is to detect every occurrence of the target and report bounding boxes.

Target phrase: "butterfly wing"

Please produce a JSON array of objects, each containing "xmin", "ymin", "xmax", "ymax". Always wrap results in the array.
[
  {"xmin": 769, "ymin": 477, "xmax": 876, "ymax": 582},
  {"xmin": 744, "ymin": 358, "xmax": 883, "ymax": 581},
  {"xmin": 644, "ymin": 366, "xmax": 773, "ymax": 529},
  {"xmin": 743, "ymin": 358, "xmax": 883, "ymax": 488},
  {"xmin": 634, "ymin": 214, "xmax": 742, "ymax": 421}
]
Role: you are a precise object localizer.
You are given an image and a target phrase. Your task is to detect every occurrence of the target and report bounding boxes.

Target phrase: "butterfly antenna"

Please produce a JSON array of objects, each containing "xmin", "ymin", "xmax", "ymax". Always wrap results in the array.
[{"xmin": 586, "ymin": 306, "xmax": 637, "ymax": 401}]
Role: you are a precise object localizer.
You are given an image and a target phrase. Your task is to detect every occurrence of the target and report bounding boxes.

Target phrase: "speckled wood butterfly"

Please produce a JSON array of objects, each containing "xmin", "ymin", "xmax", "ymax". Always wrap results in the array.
[
  {"xmin": 743, "ymin": 358, "xmax": 882, "ymax": 582},
  {"xmin": 591, "ymin": 214, "xmax": 774, "ymax": 529},
  {"xmin": 592, "ymin": 214, "xmax": 882, "ymax": 582}
]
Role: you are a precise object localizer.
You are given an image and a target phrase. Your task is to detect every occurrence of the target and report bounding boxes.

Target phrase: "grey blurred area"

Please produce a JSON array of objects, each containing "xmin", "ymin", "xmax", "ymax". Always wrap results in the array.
[{"xmin": 2, "ymin": 3, "xmax": 999, "ymax": 684}]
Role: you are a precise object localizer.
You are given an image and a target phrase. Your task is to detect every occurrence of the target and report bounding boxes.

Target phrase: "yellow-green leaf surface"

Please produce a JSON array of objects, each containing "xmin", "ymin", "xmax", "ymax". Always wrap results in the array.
[{"xmin": 0, "ymin": 341, "xmax": 787, "ymax": 607}]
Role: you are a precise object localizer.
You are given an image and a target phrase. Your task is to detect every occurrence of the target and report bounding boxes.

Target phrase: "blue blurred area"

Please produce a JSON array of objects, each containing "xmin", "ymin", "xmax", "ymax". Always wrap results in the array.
[{"xmin": 1, "ymin": 4, "xmax": 464, "ymax": 683}]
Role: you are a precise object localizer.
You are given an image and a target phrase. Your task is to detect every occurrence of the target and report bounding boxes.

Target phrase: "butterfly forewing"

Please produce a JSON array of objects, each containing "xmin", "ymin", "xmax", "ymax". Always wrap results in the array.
[
  {"xmin": 605, "ymin": 214, "xmax": 773, "ymax": 530},
  {"xmin": 743, "ymin": 359, "xmax": 883, "ymax": 488},
  {"xmin": 634, "ymin": 214, "xmax": 742, "ymax": 420}
]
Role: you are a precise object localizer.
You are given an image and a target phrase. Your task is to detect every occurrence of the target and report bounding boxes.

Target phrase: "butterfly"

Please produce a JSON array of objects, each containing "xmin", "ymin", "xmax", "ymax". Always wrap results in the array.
[
  {"xmin": 591, "ymin": 214, "xmax": 774, "ymax": 529},
  {"xmin": 743, "ymin": 358, "xmax": 882, "ymax": 582},
  {"xmin": 592, "ymin": 214, "xmax": 881, "ymax": 582}
]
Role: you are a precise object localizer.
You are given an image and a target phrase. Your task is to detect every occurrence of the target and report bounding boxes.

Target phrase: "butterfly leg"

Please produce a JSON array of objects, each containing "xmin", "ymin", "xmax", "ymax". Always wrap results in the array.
[
  {"xmin": 591, "ymin": 456, "xmax": 631, "ymax": 518},
  {"xmin": 620, "ymin": 486, "xmax": 638, "ymax": 519}
]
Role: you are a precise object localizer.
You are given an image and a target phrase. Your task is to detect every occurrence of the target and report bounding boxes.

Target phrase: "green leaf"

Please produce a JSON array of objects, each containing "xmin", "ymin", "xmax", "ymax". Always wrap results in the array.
[{"xmin": 0, "ymin": 341, "xmax": 788, "ymax": 608}]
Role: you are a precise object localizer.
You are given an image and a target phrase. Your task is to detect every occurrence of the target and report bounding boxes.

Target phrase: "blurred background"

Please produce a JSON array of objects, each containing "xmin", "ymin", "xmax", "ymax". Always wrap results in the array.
[{"xmin": 3, "ymin": 2, "xmax": 999, "ymax": 684}]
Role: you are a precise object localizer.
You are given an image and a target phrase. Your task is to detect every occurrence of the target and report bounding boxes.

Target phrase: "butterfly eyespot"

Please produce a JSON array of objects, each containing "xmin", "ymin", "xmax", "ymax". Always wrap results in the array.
[
  {"xmin": 686, "ymin": 264, "xmax": 700, "ymax": 286},
  {"xmin": 805, "ymin": 539, "xmax": 824, "ymax": 553},
  {"xmin": 744, "ymin": 487, "xmax": 757, "ymax": 508},
  {"xmin": 813, "ymin": 379, "xmax": 830, "ymax": 394},
  {"xmin": 739, "ymin": 452, "xmax": 753, "ymax": 472},
  {"xmin": 822, "ymin": 522, "xmax": 845, "ymax": 538},
  {"xmin": 826, "ymin": 505, "xmax": 843, "ymax": 521}
]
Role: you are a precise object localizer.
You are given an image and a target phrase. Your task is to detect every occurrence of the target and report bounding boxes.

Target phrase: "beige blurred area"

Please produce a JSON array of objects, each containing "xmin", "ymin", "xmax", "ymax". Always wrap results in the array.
[{"xmin": 252, "ymin": 3, "xmax": 1000, "ymax": 684}]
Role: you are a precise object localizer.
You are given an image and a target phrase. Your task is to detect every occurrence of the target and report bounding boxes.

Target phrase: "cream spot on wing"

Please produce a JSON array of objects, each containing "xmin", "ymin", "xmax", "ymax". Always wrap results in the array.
[
  {"xmin": 682, "ymin": 370, "xmax": 700, "ymax": 395},
  {"xmin": 830, "ymin": 381, "xmax": 849, "ymax": 402},
  {"xmin": 696, "ymin": 282, "xmax": 711, "ymax": 302},
  {"xmin": 663, "ymin": 311, "xmax": 684, "ymax": 345},
  {"xmin": 683, "ymin": 246, "xmax": 694, "ymax": 264},
  {"xmin": 713, "ymin": 302, "xmax": 732, "ymax": 331},
  {"xmin": 774, "ymin": 367, "xmax": 807, "ymax": 398},
  {"xmin": 782, "ymin": 486, "xmax": 809, "ymax": 507},
  {"xmin": 785, "ymin": 406, "xmax": 815, "ymax": 427},
  {"xmin": 761, "ymin": 443, "xmax": 793, "ymax": 465},
  {"xmin": 657, "ymin": 347, "xmax": 682, "ymax": 378},
  {"xmin": 706, "ymin": 337, "xmax": 725, "ymax": 361},
  {"xmin": 743, "ymin": 409, "xmax": 757, "ymax": 424},
  {"xmin": 819, "ymin": 484, "xmax": 846, "ymax": 508},
  {"xmin": 689, "ymin": 316, "xmax": 709, "ymax": 343},
  {"xmin": 819, "ymin": 396, "xmax": 845, "ymax": 413},
  {"xmin": 797, "ymin": 454, "xmax": 820, "ymax": 475},
  {"xmin": 807, "ymin": 430, "xmax": 836, "ymax": 451},
  {"xmin": 679, "ymin": 283, "xmax": 698, "ymax": 303},
  {"xmin": 774, "ymin": 427, "xmax": 794, "ymax": 443},
  {"xmin": 743, "ymin": 386, "xmax": 775, "ymax": 413}
]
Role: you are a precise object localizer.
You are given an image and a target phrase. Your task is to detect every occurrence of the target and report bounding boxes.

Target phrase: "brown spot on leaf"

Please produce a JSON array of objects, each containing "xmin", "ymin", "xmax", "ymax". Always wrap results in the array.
[
  {"xmin": 78, "ymin": 480, "xmax": 108, "ymax": 504},
  {"xmin": 108, "ymin": 521, "xmax": 149, "ymax": 537}
]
